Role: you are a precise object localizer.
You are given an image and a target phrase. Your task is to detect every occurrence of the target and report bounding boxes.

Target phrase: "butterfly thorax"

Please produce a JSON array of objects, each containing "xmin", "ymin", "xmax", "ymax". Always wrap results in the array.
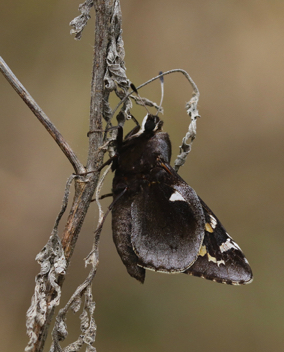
[{"xmin": 114, "ymin": 130, "xmax": 172, "ymax": 177}]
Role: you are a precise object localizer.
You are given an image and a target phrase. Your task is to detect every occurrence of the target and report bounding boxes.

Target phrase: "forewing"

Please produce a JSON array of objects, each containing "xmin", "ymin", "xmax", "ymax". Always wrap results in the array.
[
  {"xmin": 131, "ymin": 181, "xmax": 204, "ymax": 273},
  {"xmin": 185, "ymin": 197, "xmax": 253, "ymax": 285}
]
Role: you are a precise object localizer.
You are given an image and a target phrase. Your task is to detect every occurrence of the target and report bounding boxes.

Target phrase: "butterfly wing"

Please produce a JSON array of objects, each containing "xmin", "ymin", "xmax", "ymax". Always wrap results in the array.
[
  {"xmin": 111, "ymin": 116, "xmax": 252, "ymax": 285},
  {"xmin": 130, "ymin": 167, "xmax": 205, "ymax": 273},
  {"xmin": 112, "ymin": 190, "xmax": 146, "ymax": 283},
  {"xmin": 184, "ymin": 197, "xmax": 253, "ymax": 285}
]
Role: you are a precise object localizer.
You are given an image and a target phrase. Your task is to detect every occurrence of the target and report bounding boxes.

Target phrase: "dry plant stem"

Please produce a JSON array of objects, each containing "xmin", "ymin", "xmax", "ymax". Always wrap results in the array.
[
  {"xmin": 48, "ymin": 3, "xmax": 112, "ymax": 350},
  {"xmin": 50, "ymin": 165, "xmax": 112, "ymax": 352},
  {"xmin": 62, "ymin": 0, "xmax": 113, "ymax": 262},
  {"xmin": 19, "ymin": 1, "xmax": 114, "ymax": 351},
  {"xmin": 87, "ymin": 1, "xmax": 113, "ymax": 170},
  {"xmin": 0, "ymin": 56, "xmax": 84, "ymax": 175},
  {"xmin": 47, "ymin": 2, "xmax": 113, "ymax": 351}
]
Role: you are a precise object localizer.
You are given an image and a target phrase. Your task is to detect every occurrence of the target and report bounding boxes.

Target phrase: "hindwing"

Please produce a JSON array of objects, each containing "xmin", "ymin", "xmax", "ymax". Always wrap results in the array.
[
  {"xmin": 184, "ymin": 198, "xmax": 253, "ymax": 285},
  {"xmin": 131, "ymin": 178, "xmax": 204, "ymax": 273}
]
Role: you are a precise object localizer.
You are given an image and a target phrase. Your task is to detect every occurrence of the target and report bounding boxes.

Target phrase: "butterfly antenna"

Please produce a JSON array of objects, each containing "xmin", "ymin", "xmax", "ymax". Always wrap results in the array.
[
  {"xmin": 130, "ymin": 83, "xmax": 151, "ymax": 115},
  {"xmin": 156, "ymin": 71, "xmax": 164, "ymax": 116}
]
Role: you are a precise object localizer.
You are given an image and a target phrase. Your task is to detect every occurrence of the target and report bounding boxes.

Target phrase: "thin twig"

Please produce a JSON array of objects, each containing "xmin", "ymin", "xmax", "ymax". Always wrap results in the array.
[
  {"xmin": 112, "ymin": 69, "xmax": 199, "ymax": 118},
  {"xmin": 0, "ymin": 57, "xmax": 85, "ymax": 175},
  {"xmin": 129, "ymin": 69, "xmax": 200, "ymax": 172},
  {"xmin": 111, "ymin": 69, "xmax": 200, "ymax": 172},
  {"xmin": 137, "ymin": 69, "xmax": 199, "ymax": 96}
]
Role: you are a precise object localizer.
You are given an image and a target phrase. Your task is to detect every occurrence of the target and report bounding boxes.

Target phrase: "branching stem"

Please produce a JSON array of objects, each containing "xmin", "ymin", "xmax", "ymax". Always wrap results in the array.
[{"xmin": 0, "ymin": 56, "xmax": 85, "ymax": 175}]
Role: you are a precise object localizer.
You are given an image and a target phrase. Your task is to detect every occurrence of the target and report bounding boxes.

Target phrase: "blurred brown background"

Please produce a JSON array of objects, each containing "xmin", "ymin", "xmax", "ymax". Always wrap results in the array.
[{"xmin": 1, "ymin": 1, "xmax": 283, "ymax": 351}]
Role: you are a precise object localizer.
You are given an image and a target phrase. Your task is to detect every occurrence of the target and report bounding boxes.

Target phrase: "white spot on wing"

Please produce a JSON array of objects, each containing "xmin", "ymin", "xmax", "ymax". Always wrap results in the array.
[
  {"xmin": 169, "ymin": 191, "xmax": 186, "ymax": 202},
  {"xmin": 209, "ymin": 215, "xmax": 217, "ymax": 229},
  {"xmin": 199, "ymin": 245, "xmax": 225, "ymax": 267},
  {"xmin": 220, "ymin": 238, "xmax": 241, "ymax": 253},
  {"xmin": 207, "ymin": 253, "xmax": 225, "ymax": 267}
]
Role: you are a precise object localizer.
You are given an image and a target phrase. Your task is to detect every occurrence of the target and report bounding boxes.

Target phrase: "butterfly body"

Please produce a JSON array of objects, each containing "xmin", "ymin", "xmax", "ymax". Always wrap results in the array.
[{"xmin": 111, "ymin": 114, "xmax": 253, "ymax": 285}]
